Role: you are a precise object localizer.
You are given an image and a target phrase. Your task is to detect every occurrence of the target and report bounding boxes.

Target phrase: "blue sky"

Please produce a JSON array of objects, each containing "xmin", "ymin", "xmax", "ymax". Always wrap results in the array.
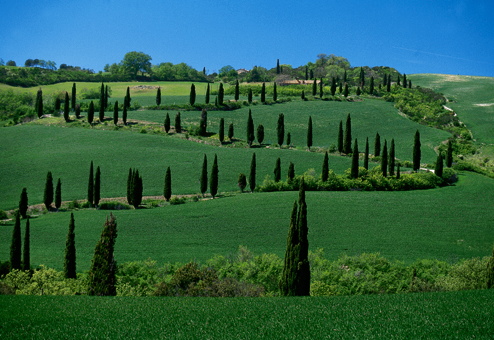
[{"xmin": 1, "ymin": 0, "xmax": 493, "ymax": 77}]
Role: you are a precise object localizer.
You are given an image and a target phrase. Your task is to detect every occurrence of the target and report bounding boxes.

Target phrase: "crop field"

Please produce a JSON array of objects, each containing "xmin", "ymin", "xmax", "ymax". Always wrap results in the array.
[
  {"xmin": 1, "ymin": 290, "xmax": 493, "ymax": 339},
  {"xmin": 1, "ymin": 171, "xmax": 492, "ymax": 270}
]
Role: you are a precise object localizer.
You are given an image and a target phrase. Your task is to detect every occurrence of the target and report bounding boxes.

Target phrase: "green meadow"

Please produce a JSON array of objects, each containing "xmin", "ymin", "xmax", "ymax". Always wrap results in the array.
[{"xmin": 1, "ymin": 290, "xmax": 493, "ymax": 339}]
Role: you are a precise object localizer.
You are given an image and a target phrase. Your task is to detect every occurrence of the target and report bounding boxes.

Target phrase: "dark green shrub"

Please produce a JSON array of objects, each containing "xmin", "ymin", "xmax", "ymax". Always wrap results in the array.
[
  {"xmin": 169, "ymin": 197, "xmax": 186, "ymax": 205},
  {"xmin": 97, "ymin": 201, "xmax": 131, "ymax": 210}
]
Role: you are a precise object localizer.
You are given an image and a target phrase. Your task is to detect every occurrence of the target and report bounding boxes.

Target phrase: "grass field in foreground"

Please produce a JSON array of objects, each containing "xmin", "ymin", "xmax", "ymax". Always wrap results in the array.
[
  {"xmin": 1, "ymin": 290, "xmax": 493, "ymax": 339},
  {"xmin": 1, "ymin": 172, "xmax": 492, "ymax": 271}
]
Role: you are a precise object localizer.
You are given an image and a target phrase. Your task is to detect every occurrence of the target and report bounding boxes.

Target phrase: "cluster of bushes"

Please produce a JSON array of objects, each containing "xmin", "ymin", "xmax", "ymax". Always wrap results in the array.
[
  {"xmin": 1, "ymin": 247, "xmax": 491, "ymax": 296},
  {"xmin": 0, "ymin": 90, "xmax": 36, "ymax": 125},
  {"xmin": 258, "ymin": 167, "xmax": 457, "ymax": 193}
]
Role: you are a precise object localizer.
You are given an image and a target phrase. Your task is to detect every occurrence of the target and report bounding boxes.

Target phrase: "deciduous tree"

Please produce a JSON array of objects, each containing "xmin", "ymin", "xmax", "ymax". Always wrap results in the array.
[{"xmin": 122, "ymin": 51, "xmax": 152, "ymax": 79}]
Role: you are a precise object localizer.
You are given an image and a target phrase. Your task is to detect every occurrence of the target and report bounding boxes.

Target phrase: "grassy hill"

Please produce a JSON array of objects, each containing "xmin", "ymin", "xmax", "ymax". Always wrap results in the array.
[{"xmin": 1, "ymin": 290, "xmax": 492, "ymax": 338}]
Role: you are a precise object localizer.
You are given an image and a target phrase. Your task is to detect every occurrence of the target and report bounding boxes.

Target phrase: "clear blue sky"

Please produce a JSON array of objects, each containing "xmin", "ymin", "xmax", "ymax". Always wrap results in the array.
[{"xmin": 1, "ymin": 0, "xmax": 493, "ymax": 77}]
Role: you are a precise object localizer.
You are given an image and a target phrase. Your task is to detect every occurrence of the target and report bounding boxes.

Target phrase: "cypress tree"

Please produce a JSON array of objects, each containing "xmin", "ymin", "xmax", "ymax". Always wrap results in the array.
[
  {"xmin": 71, "ymin": 83, "xmax": 76, "ymax": 110},
  {"xmin": 274, "ymin": 157, "xmax": 281, "ymax": 182},
  {"xmin": 310, "ymin": 69, "xmax": 314, "ymax": 80},
  {"xmin": 124, "ymin": 86, "xmax": 131, "ymax": 108},
  {"xmin": 319, "ymin": 78, "xmax": 323, "ymax": 98},
  {"xmin": 382, "ymin": 140, "xmax": 388, "ymax": 177},
  {"xmin": 10, "ymin": 211, "xmax": 22, "ymax": 270},
  {"xmin": 435, "ymin": 153, "xmax": 444, "ymax": 178},
  {"xmin": 330, "ymin": 78, "xmax": 336, "ymax": 96},
  {"xmin": 163, "ymin": 113, "xmax": 170, "ymax": 133},
  {"xmin": 280, "ymin": 178, "xmax": 310, "ymax": 296},
  {"xmin": 343, "ymin": 70, "xmax": 347, "ymax": 83},
  {"xmin": 64, "ymin": 91, "xmax": 70, "ymax": 122},
  {"xmin": 249, "ymin": 153, "xmax": 256, "ymax": 192},
  {"xmin": 396, "ymin": 163, "xmax": 401, "ymax": 179},
  {"xmin": 228, "ymin": 123, "xmax": 234, "ymax": 141},
  {"xmin": 337, "ymin": 120, "xmax": 344, "ymax": 153},
  {"xmin": 175, "ymin": 112, "xmax": 182, "ymax": 133},
  {"xmin": 55, "ymin": 97, "xmax": 61, "ymax": 111},
  {"xmin": 218, "ymin": 83, "xmax": 224, "ymax": 105},
  {"xmin": 413, "ymin": 130, "xmax": 421, "ymax": 171},
  {"xmin": 307, "ymin": 116, "xmax": 313, "ymax": 150},
  {"xmin": 312, "ymin": 79, "xmax": 317, "ymax": 96},
  {"xmin": 22, "ymin": 217, "xmax": 30, "ymax": 271},
  {"xmin": 397, "ymin": 75, "xmax": 401, "ymax": 86},
  {"xmin": 287, "ymin": 162, "xmax": 295, "ymax": 182},
  {"xmin": 261, "ymin": 83, "xmax": 266, "ymax": 103},
  {"xmin": 94, "ymin": 166, "xmax": 101, "ymax": 207},
  {"xmin": 247, "ymin": 109, "xmax": 255, "ymax": 147},
  {"xmin": 210, "ymin": 154, "xmax": 219, "ymax": 198},
  {"xmin": 156, "ymin": 87, "xmax": 161, "ymax": 106},
  {"xmin": 19, "ymin": 188, "xmax": 28, "ymax": 219},
  {"xmin": 64, "ymin": 213, "xmax": 76, "ymax": 279},
  {"xmin": 200, "ymin": 154, "xmax": 208, "ymax": 197},
  {"xmin": 486, "ymin": 246, "xmax": 494, "ymax": 289},
  {"xmin": 122, "ymin": 105, "xmax": 128, "ymax": 125},
  {"xmin": 55, "ymin": 178, "xmax": 62, "ymax": 210},
  {"xmin": 369, "ymin": 76, "xmax": 375, "ymax": 95},
  {"xmin": 374, "ymin": 132, "xmax": 381, "ymax": 157},
  {"xmin": 44, "ymin": 171, "xmax": 54, "ymax": 210},
  {"xmin": 351, "ymin": 139, "xmax": 359, "ymax": 178},
  {"xmin": 113, "ymin": 101, "xmax": 119, "ymax": 125},
  {"xmin": 276, "ymin": 59, "xmax": 280, "ymax": 74},
  {"xmin": 235, "ymin": 79, "xmax": 240, "ymax": 101},
  {"xmin": 389, "ymin": 139, "xmax": 396, "ymax": 176},
  {"xmin": 277, "ymin": 113, "xmax": 285, "ymax": 146},
  {"xmin": 408, "ymin": 80, "xmax": 412, "ymax": 88},
  {"xmin": 364, "ymin": 137, "xmax": 369, "ymax": 170},
  {"xmin": 99, "ymin": 83, "xmax": 105, "ymax": 121},
  {"xmin": 446, "ymin": 140, "xmax": 453, "ymax": 167},
  {"xmin": 238, "ymin": 173, "xmax": 247, "ymax": 193},
  {"xmin": 88, "ymin": 214, "xmax": 118, "ymax": 296},
  {"xmin": 199, "ymin": 109, "xmax": 208, "ymax": 136},
  {"xmin": 343, "ymin": 114, "xmax": 352, "ymax": 154},
  {"xmin": 273, "ymin": 82, "xmax": 278, "ymax": 102},
  {"xmin": 132, "ymin": 169, "xmax": 143, "ymax": 209},
  {"xmin": 257, "ymin": 124, "xmax": 264, "ymax": 145},
  {"xmin": 88, "ymin": 161, "xmax": 94, "ymax": 207},
  {"xmin": 359, "ymin": 67, "xmax": 365, "ymax": 88},
  {"xmin": 343, "ymin": 83, "xmax": 349, "ymax": 97},
  {"xmin": 164, "ymin": 166, "xmax": 172, "ymax": 201},
  {"xmin": 219, "ymin": 118, "xmax": 225, "ymax": 143},
  {"xmin": 248, "ymin": 88, "xmax": 253, "ymax": 103},
  {"xmin": 403, "ymin": 73, "xmax": 407, "ymax": 88},
  {"xmin": 356, "ymin": 87, "xmax": 361, "ymax": 96},
  {"xmin": 383, "ymin": 74, "xmax": 388, "ymax": 87},
  {"xmin": 287, "ymin": 132, "xmax": 291, "ymax": 146},
  {"xmin": 36, "ymin": 88, "xmax": 43, "ymax": 118},
  {"xmin": 75, "ymin": 104, "xmax": 81, "ymax": 119},
  {"xmin": 205, "ymin": 83, "xmax": 210, "ymax": 104},
  {"xmin": 305, "ymin": 66, "xmax": 309, "ymax": 80},
  {"xmin": 190, "ymin": 84, "xmax": 196, "ymax": 105},
  {"xmin": 126, "ymin": 168, "xmax": 133, "ymax": 205},
  {"xmin": 339, "ymin": 82, "xmax": 343, "ymax": 94},
  {"xmin": 387, "ymin": 76, "xmax": 391, "ymax": 92},
  {"xmin": 88, "ymin": 101, "xmax": 94, "ymax": 125},
  {"xmin": 321, "ymin": 151, "xmax": 329, "ymax": 182},
  {"xmin": 301, "ymin": 90, "xmax": 305, "ymax": 100}
]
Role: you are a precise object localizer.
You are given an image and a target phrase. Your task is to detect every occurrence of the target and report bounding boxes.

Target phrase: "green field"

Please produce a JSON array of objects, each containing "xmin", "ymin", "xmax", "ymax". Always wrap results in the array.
[
  {"xmin": 1, "ymin": 290, "xmax": 493, "ymax": 339},
  {"xmin": 1, "ymin": 171, "xmax": 492, "ymax": 271}
]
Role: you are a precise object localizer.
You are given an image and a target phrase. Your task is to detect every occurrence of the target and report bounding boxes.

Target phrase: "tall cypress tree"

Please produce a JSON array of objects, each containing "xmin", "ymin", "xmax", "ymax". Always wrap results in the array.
[
  {"xmin": 125, "ymin": 86, "xmax": 131, "ymax": 108},
  {"xmin": 305, "ymin": 66, "xmax": 309, "ymax": 80},
  {"xmin": 113, "ymin": 101, "xmax": 119, "ymax": 125},
  {"xmin": 446, "ymin": 140, "xmax": 453, "ymax": 167},
  {"xmin": 413, "ymin": 130, "xmax": 421, "ymax": 171},
  {"xmin": 200, "ymin": 154, "xmax": 208, "ymax": 197},
  {"xmin": 301, "ymin": 90, "xmax": 305, "ymax": 100},
  {"xmin": 44, "ymin": 171, "xmax": 54, "ymax": 210},
  {"xmin": 219, "ymin": 118, "xmax": 225, "ymax": 143},
  {"xmin": 22, "ymin": 217, "xmax": 30, "ymax": 271},
  {"xmin": 351, "ymin": 139, "xmax": 359, "ymax": 179},
  {"xmin": 256, "ymin": 124, "xmax": 264, "ymax": 145},
  {"xmin": 99, "ymin": 83, "xmax": 105, "ymax": 122},
  {"xmin": 71, "ymin": 83, "xmax": 76, "ymax": 110},
  {"xmin": 247, "ymin": 109, "xmax": 255, "ymax": 147},
  {"xmin": 19, "ymin": 188, "xmax": 28, "ymax": 219},
  {"xmin": 175, "ymin": 112, "xmax": 182, "ymax": 133},
  {"xmin": 64, "ymin": 213, "xmax": 76, "ymax": 279},
  {"xmin": 199, "ymin": 109, "xmax": 208, "ymax": 136},
  {"xmin": 364, "ymin": 137, "xmax": 369, "ymax": 170},
  {"xmin": 126, "ymin": 168, "xmax": 133, "ymax": 205},
  {"xmin": 343, "ymin": 114, "xmax": 352, "ymax": 154},
  {"xmin": 88, "ymin": 214, "xmax": 118, "ymax": 296},
  {"xmin": 374, "ymin": 132, "xmax": 381, "ymax": 157},
  {"xmin": 55, "ymin": 178, "xmax": 62, "ymax": 210},
  {"xmin": 261, "ymin": 83, "xmax": 266, "ymax": 103},
  {"xmin": 64, "ymin": 91, "xmax": 70, "ymax": 122},
  {"xmin": 10, "ymin": 211, "xmax": 22, "ymax": 270},
  {"xmin": 286, "ymin": 132, "xmax": 291, "ymax": 146},
  {"xmin": 369, "ymin": 76, "xmax": 375, "ymax": 95},
  {"xmin": 122, "ymin": 105, "xmax": 127, "ymax": 125},
  {"xmin": 319, "ymin": 78, "xmax": 323, "ymax": 98},
  {"xmin": 164, "ymin": 166, "xmax": 172, "ymax": 201},
  {"xmin": 435, "ymin": 153, "xmax": 444, "ymax": 178},
  {"xmin": 276, "ymin": 59, "xmax": 280, "ymax": 74},
  {"xmin": 382, "ymin": 140, "xmax": 388, "ymax": 177},
  {"xmin": 132, "ymin": 170, "xmax": 143, "ymax": 209},
  {"xmin": 273, "ymin": 82, "xmax": 278, "ymax": 102},
  {"xmin": 210, "ymin": 154, "xmax": 219, "ymax": 198},
  {"xmin": 321, "ymin": 151, "xmax": 329, "ymax": 182},
  {"xmin": 386, "ymin": 76, "xmax": 391, "ymax": 92},
  {"xmin": 218, "ymin": 83, "xmax": 224, "ymax": 106},
  {"xmin": 228, "ymin": 123, "xmax": 234, "ymax": 141},
  {"xmin": 88, "ymin": 161, "xmax": 94, "ymax": 207},
  {"xmin": 397, "ymin": 75, "xmax": 401, "ymax": 86},
  {"xmin": 235, "ymin": 79, "xmax": 240, "ymax": 101},
  {"xmin": 330, "ymin": 78, "xmax": 337, "ymax": 96},
  {"xmin": 88, "ymin": 101, "xmax": 94, "ymax": 125},
  {"xmin": 337, "ymin": 120, "xmax": 344, "ymax": 153},
  {"xmin": 36, "ymin": 88, "xmax": 43, "ymax": 118},
  {"xmin": 359, "ymin": 67, "xmax": 365, "ymax": 88},
  {"xmin": 389, "ymin": 139, "xmax": 396, "ymax": 176},
  {"xmin": 274, "ymin": 157, "xmax": 281, "ymax": 182},
  {"xmin": 238, "ymin": 173, "xmax": 247, "ymax": 193},
  {"xmin": 287, "ymin": 162, "xmax": 295, "ymax": 182},
  {"xmin": 249, "ymin": 152, "xmax": 256, "ymax": 192},
  {"xmin": 156, "ymin": 87, "xmax": 161, "ymax": 106},
  {"xmin": 94, "ymin": 166, "xmax": 101, "ymax": 207},
  {"xmin": 205, "ymin": 83, "xmax": 210, "ymax": 104},
  {"xmin": 403, "ymin": 73, "xmax": 407, "ymax": 88},
  {"xmin": 189, "ymin": 84, "xmax": 196, "ymax": 105},
  {"xmin": 312, "ymin": 79, "xmax": 317, "ymax": 96},
  {"xmin": 307, "ymin": 116, "xmax": 313, "ymax": 150},
  {"xmin": 277, "ymin": 113, "xmax": 285, "ymax": 146},
  {"xmin": 280, "ymin": 178, "xmax": 310, "ymax": 296},
  {"xmin": 164, "ymin": 113, "xmax": 170, "ymax": 133},
  {"xmin": 247, "ymin": 88, "xmax": 253, "ymax": 103},
  {"xmin": 343, "ymin": 83, "xmax": 349, "ymax": 98}
]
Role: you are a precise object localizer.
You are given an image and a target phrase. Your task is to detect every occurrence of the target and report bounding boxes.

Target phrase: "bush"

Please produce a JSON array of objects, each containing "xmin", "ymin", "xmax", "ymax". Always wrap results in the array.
[
  {"xmin": 0, "ymin": 210, "xmax": 8, "ymax": 220},
  {"xmin": 169, "ymin": 196, "xmax": 187, "ymax": 205},
  {"xmin": 97, "ymin": 201, "xmax": 132, "ymax": 210}
]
